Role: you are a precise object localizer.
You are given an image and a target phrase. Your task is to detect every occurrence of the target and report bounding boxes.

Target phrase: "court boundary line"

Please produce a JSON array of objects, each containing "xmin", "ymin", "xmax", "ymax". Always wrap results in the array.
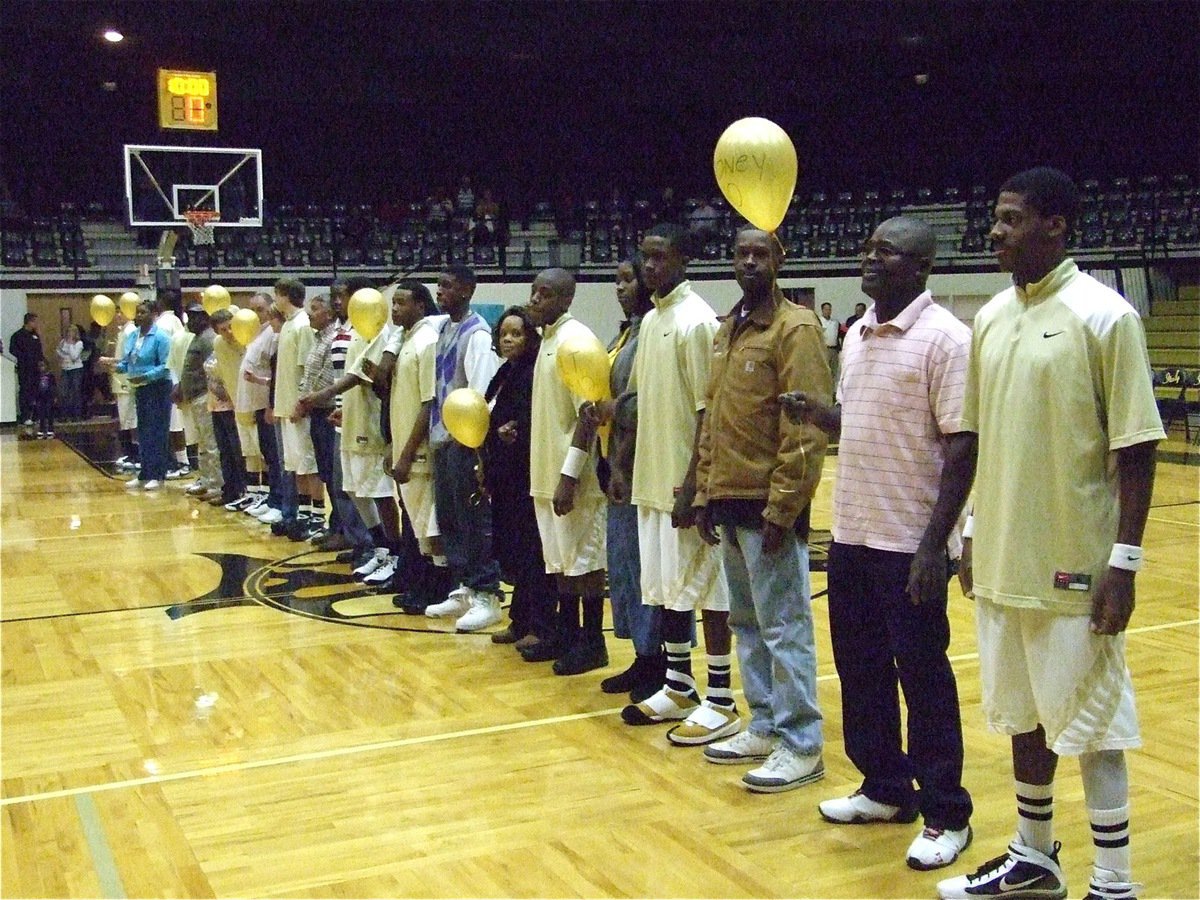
[{"xmin": 3, "ymin": 616, "xmax": 1195, "ymax": 810}]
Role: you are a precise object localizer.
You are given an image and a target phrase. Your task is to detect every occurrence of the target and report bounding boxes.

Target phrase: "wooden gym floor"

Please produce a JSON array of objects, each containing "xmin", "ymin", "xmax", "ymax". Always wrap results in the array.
[{"xmin": 1, "ymin": 428, "xmax": 1196, "ymax": 899}]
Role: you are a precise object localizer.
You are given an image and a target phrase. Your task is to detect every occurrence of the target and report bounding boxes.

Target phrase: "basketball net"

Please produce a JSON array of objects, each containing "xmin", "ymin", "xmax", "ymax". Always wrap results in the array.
[{"xmin": 183, "ymin": 210, "xmax": 219, "ymax": 245}]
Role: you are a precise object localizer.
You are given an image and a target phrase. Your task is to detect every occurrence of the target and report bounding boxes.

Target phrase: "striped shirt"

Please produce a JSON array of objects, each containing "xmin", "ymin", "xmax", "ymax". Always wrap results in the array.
[
  {"xmin": 330, "ymin": 320, "xmax": 353, "ymax": 414},
  {"xmin": 833, "ymin": 291, "xmax": 971, "ymax": 554},
  {"xmin": 298, "ymin": 322, "xmax": 338, "ymax": 403}
]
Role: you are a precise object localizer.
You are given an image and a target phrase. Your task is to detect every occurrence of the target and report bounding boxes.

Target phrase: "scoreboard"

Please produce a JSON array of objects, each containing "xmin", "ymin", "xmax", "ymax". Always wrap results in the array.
[{"xmin": 157, "ymin": 69, "xmax": 218, "ymax": 131}]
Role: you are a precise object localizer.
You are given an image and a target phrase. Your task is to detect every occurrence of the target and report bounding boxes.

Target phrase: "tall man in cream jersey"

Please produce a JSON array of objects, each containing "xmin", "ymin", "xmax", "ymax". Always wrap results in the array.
[
  {"xmin": 615, "ymin": 223, "xmax": 738, "ymax": 746},
  {"xmin": 937, "ymin": 168, "xmax": 1164, "ymax": 900}
]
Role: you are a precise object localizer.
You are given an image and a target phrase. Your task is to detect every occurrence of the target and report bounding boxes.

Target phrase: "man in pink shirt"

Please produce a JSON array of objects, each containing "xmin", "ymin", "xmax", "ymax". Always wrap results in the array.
[{"xmin": 783, "ymin": 216, "xmax": 976, "ymax": 872}]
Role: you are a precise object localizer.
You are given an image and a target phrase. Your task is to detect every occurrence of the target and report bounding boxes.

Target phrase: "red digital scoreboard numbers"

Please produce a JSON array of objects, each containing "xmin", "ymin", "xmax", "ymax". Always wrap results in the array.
[{"xmin": 157, "ymin": 69, "xmax": 218, "ymax": 131}]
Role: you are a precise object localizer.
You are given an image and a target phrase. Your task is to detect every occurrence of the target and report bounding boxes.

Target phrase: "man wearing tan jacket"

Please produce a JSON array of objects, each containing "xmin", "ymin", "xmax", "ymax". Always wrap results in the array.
[{"xmin": 693, "ymin": 227, "xmax": 832, "ymax": 793}]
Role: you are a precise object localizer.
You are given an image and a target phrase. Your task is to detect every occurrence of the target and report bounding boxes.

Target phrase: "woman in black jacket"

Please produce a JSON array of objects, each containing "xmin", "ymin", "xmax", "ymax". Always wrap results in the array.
[{"xmin": 484, "ymin": 306, "xmax": 558, "ymax": 649}]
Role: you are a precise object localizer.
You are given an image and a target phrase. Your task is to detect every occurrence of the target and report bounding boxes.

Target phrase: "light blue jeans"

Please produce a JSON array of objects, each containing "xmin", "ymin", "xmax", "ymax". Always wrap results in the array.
[
  {"xmin": 723, "ymin": 525, "xmax": 823, "ymax": 756},
  {"xmin": 607, "ymin": 501, "xmax": 661, "ymax": 657}
]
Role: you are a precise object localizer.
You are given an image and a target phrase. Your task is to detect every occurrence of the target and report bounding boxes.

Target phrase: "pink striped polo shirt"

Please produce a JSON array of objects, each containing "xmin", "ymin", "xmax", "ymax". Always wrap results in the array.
[{"xmin": 833, "ymin": 291, "xmax": 971, "ymax": 554}]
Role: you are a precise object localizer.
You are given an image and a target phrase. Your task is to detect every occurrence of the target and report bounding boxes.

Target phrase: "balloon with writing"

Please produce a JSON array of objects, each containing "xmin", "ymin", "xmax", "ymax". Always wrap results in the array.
[
  {"xmin": 713, "ymin": 117, "xmax": 798, "ymax": 233},
  {"xmin": 90, "ymin": 294, "xmax": 115, "ymax": 327}
]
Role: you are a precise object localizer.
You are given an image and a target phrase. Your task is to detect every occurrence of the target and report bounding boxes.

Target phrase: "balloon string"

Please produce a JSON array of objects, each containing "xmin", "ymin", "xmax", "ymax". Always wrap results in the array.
[{"xmin": 771, "ymin": 231, "xmax": 786, "ymax": 259}]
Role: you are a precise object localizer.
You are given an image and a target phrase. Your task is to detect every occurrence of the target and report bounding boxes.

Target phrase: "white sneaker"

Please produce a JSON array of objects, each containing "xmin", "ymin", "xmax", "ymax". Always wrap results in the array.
[
  {"xmin": 907, "ymin": 825, "xmax": 973, "ymax": 871},
  {"xmin": 819, "ymin": 790, "xmax": 918, "ymax": 824},
  {"xmin": 362, "ymin": 555, "xmax": 398, "ymax": 585},
  {"xmin": 185, "ymin": 481, "xmax": 209, "ymax": 496},
  {"xmin": 256, "ymin": 507, "xmax": 283, "ymax": 525},
  {"xmin": 426, "ymin": 586, "xmax": 472, "ymax": 619},
  {"xmin": 742, "ymin": 745, "xmax": 824, "ymax": 793},
  {"xmin": 704, "ymin": 729, "xmax": 778, "ymax": 765},
  {"xmin": 455, "ymin": 591, "xmax": 502, "ymax": 632},
  {"xmin": 142, "ymin": 479, "xmax": 162, "ymax": 490},
  {"xmin": 125, "ymin": 476, "xmax": 141, "ymax": 488},
  {"xmin": 937, "ymin": 840, "xmax": 1067, "ymax": 900},
  {"xmin": 353, "ymin": 548, "xmax": 389, "ymax": 579},
  {"xmin": 244, "ymin": 496, "xmax": 267, "ymax": 515},
  {"xmin": 166, "ymin": 465, "xmax": 190, "ymax": 480}
]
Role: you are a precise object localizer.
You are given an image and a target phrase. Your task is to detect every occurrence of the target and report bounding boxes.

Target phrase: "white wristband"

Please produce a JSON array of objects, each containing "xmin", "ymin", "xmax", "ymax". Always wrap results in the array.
[
  {"xmin": 560, "ymin": 446, "xmax": 588, "ymax": 479},
  {"xmin": 1109, "ymin": 543, "xmax": 1143, "ymax": 572},
  {"xmin": 962, "ymin": 515, "xmax": 974, "ymax": 539}
]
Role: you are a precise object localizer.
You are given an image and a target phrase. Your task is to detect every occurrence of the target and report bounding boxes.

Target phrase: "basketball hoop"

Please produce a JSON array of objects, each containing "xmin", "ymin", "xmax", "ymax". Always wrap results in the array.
[{"xmin": 183, "ymin": 209, "xmax": 219, "ymax": 245}]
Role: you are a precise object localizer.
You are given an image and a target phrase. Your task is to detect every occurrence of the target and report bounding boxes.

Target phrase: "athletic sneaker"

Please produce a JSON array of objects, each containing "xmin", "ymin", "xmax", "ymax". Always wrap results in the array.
[
  {"xmin": 742, "ymin": 745, "xmax": 824, "ymax": 793},
  {"xmin": 819, "ymin": 790, "xmax": 919, "ymax": 825},
  {"xmin": 185, "ymin": 481, "xmax": 209, "ymax": 496},
  {"xmin": 936, "ymin": 840, "xmax": 1067, "ymax": 900},
  {"xmin": 1083, "ymin": 872, "xmax": 1143, "ymax": 900},
  {"xmin": 142, "ymin": 479, "xmax": 162, "ymax": 490},
  {"xmin": 455, "ymin": 591, "xmax": 502, "ymax": 632},
  {"xmin": 362, "ymin": 555, "xmax": 398, "ymax": 585},
  {"xmin": 256, "ymin": 508, "xmax": 283, "ymax": 525},
  {"xmin": 166, "ymin": 465, "xmax": 190, "ymax": 480},
  {"xmin": 243, "ymin": 497, "xmax": 268, "ymax": 515},
  {"xmin": 907, "ymin": 825, "xmax": 973, "ymax": 871},
  {"xmin": 353, "ymin": 548, "xmax": 390, "ymax": 580},
  {"xmin": 224, "ymin": 494, "xmax": 256, "ymax": 511},
  {"xmin": 704, "ymin": 729, "xmax": 778, "ymax": 765},
  {"xmin": 125, "ymin": 476, "xmax": 141, "ymax": 488},
  {"xmin": 425, "ymin": 586, "xmax": 472, "ymax": 619},
  {"xmin": 666, "ymin": 701, "xmax": 742, "ymax": 746}
]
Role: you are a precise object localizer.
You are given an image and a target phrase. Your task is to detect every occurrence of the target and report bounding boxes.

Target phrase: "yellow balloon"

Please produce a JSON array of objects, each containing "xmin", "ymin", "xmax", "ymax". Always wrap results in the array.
[
  {"xmin": 90, "ymin": 294, "xmax": 115, "ymax": 327},
  {"xmin": 119, "ymin": 291, "xmax": 141, "ymax": 319},
  {"xmin": 231, "ymin": 307, "xmax": 261, "ymax": 347},
  {"xmin": 556, "ymin": 332, "xmax": 611, "ymax": 402},
  {"xmin": 443, "ymin": 387, "xmax": 490, "ymax": 449},
  {"xmin": 348, "ymin": 288, "xmax": 388, "ymax": 341},
  {"xmin": 713, "ymin": 117, "xmax": 798, "ymax": 232},
  {"xmin": 200, "ymin": 284, "xmax": 232, "ymax": 315}
]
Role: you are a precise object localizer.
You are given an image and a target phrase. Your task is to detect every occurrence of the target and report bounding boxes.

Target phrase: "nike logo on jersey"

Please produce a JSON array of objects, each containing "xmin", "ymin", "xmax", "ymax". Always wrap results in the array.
[{"xmin": 1042, "ymin": 330, "xmax": 1064, "ymax": 338}]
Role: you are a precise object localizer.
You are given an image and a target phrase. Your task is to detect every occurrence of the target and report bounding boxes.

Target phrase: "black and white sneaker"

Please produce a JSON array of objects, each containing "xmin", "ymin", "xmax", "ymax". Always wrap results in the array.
[
  {"xmin": 937, "ymin": 840, "xmax": 1067, "ymax": 899},
  {"xmin": 1083, "ymin": 872, "xmax": 1142, "ymax": 900}
]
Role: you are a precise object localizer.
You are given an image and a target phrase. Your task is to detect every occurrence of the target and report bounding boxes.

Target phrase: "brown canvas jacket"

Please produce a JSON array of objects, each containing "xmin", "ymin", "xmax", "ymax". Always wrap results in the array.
[{"xmin": 694, "ymin": 293, "xmax": 831, "ymax": 528}]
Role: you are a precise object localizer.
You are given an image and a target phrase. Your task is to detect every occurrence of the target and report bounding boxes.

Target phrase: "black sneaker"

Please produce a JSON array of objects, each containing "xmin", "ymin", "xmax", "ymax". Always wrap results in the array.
[
  {"xmin": 936, "ymin": 840, "xmax": 1067, "ymax": 899},
  {"xmin": 599, "ymin": 659, "xmax": 641, "ymax": 694},
  {"xmin": 1083, "ymin": 876, "xmax": 1142, "ymax": 900}
]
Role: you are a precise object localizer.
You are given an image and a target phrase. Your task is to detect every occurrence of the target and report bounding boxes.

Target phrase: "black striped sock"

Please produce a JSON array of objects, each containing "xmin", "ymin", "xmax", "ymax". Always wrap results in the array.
[
  {"xmin": 664, "ymin": 641, "xmax": 696, "ymax": 696},
  {"xmin": 705, "ymin": 653, "xmax": 734, "ymax": 709}
]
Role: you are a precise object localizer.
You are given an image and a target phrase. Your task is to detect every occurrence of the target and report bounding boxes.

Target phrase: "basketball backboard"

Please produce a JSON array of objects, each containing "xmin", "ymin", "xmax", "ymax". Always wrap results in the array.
[{"xmin": 124, "ymin": 144, "xmax": 264, "ymax": 228}]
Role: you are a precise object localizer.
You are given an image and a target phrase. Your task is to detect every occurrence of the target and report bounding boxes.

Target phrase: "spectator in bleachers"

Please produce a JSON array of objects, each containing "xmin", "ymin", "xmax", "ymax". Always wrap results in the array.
[
  {"xmin": 455, "ymin": 176, "xmax": 475, "ymax": 217},
  {"xmin": 475, "ymin": 188, "xmax": 500, "ymax": 221}
]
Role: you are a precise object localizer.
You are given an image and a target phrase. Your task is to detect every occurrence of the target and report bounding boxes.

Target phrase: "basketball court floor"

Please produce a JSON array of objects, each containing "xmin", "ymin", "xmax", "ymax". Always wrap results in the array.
[{"xmin": 1, "ymin": 428, "xmax": 1196, "ymax": 898}]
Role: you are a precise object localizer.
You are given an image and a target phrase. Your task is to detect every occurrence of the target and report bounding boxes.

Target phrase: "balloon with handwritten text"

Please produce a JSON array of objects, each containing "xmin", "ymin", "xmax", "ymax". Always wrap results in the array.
[{"xmin": 713, "ymin": 117, "xmax": 798, "ymax": 233}]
